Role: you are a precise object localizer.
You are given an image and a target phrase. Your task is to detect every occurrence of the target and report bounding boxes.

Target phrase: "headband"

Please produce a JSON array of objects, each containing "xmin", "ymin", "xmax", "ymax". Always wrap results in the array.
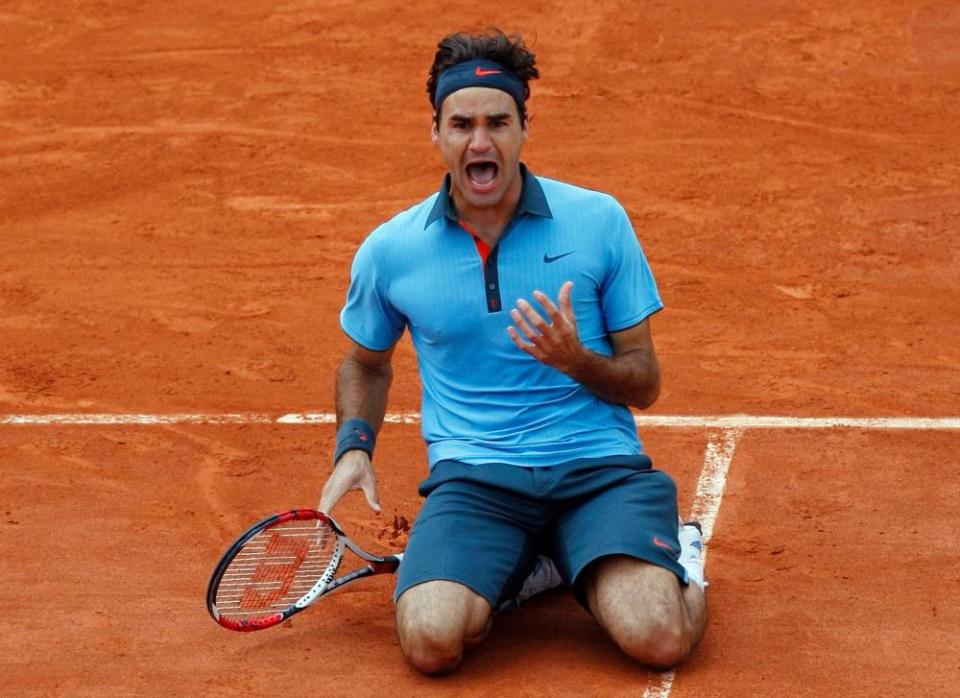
[{"xmin": 433, "ymin": 58, "xmax": 526, "ymax": 117}]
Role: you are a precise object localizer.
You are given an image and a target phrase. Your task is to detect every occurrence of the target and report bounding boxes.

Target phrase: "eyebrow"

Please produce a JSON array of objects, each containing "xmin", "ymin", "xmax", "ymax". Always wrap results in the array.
[{"xmin": 448, "ymin": 112, "xmax": 513, "ymax": 123}]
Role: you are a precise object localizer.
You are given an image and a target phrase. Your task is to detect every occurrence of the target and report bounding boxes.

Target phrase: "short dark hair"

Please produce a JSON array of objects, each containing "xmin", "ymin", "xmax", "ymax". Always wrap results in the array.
[{"xmin": 427, "ymin": 29, "xmax": 539, "ymax": 124}]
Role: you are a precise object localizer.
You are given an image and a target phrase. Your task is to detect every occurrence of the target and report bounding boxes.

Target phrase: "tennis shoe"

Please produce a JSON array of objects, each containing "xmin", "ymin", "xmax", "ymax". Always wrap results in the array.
[
  {"xmin": 499, "ymin": 555, "xmax": 564, "ymax": 611},
  {"xmin": 678, "ymin": 520, "xmax": 707, "ymax": 590}
]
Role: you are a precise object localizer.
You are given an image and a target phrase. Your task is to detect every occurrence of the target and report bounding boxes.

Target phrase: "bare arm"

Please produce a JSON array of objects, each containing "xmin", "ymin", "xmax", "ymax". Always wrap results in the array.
[
  {"xmin": 318, "ymin": 340, "xmax": 395, "ymax": 514},
  {"xmin": 564, "ymin": 318, "xmax": 660, "ymax": 408},
  {"xmin": 335, "ymin": 341, "xmax": 395, "ymax": 429},
  {"xmin": 507, "ymin": 281, "xmax": 661, "ymax": 409}
]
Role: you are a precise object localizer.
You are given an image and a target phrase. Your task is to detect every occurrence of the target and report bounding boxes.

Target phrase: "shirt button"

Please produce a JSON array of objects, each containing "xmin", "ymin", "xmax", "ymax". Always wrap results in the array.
[{"xmin": 488, "ymin": 283, "xmax": 496, "ymax": 290}]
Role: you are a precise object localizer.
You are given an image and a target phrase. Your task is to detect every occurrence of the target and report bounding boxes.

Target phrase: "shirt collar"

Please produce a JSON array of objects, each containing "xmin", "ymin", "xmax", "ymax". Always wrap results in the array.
[{"xmin": 424, "ymin": 163, "xmax": 553, "ymax": 229}]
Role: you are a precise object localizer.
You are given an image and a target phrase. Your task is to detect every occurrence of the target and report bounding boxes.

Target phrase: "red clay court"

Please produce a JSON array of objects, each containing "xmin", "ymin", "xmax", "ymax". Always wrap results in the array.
[{"xmin": 1, "ymin": 2, "xmax": 958, "ymax": 696}]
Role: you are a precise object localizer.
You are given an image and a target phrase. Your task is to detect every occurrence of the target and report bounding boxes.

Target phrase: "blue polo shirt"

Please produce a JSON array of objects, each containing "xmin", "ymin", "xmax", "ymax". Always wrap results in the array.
[{"xmin": 340, "ymin": 165, "xmax": 662, "ymax": 468}]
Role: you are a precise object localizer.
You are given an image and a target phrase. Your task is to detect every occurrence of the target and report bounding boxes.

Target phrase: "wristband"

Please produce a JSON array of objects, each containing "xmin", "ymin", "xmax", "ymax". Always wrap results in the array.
[{"xmin": 333, "ymin": 418, "xmax": 376, "ymax": 465}]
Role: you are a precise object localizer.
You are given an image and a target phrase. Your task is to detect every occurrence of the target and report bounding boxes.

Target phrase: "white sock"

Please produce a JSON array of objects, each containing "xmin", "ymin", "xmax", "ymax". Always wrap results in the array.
[{"xmin": 678, "ymin": 522, "xmax": 707, "ymax": 590}]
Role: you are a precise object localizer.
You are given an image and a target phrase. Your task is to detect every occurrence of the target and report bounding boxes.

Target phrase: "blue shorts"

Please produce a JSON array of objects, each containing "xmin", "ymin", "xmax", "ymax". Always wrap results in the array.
[{"xmin": 395, "ymin": 456, "xmax": 688, "ymax": 609}]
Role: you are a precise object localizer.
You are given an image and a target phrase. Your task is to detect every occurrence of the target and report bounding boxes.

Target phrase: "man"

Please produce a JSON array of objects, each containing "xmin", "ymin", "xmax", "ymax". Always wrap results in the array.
[{"xmin": 318, "ymin": 29, "xmax": 706, "ymax": 674}]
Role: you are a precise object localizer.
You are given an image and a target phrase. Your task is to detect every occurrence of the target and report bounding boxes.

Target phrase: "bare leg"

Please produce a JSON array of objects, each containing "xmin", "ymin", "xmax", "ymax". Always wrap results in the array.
[
  {"xmin": 582, "ymin": 555, "xmax": 706, "ymax": 670},
  {"xmin": 396, "ymin": 580, "xmax": 494, "ymax": 675}
]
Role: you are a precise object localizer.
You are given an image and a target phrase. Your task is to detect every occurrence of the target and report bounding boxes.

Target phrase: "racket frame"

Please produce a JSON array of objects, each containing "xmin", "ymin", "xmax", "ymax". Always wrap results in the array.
[{"xmin": 206, "ymin": 508, "xmax": 402, "ymax": 632}]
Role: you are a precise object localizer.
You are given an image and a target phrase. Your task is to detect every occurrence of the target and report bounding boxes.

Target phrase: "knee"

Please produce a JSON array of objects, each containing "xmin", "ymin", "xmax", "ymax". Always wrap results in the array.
[
  {"xmin": 585, "ymin": 557, "xmax": 700, "ymax": 670},
  {"xmin": 398, "ymin": 617, "xmax": 464, "ymax": 675},
  {"xmin": 395, "ymin": 585, "xmax": 491, "ymax": 675},
  {"xmin": 613, "ymin": 614, "xmax": 692, "ymax": 670}
]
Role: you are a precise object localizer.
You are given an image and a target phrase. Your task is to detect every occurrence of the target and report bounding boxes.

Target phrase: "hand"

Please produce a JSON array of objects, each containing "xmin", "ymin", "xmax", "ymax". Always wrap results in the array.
[
  {"xmin": 317, "ymin": 450, "xmax": 381, "ymax": 515},
  {"xmin": 507, "ymin": 281, "xmax": 586, "ymax": 374}
]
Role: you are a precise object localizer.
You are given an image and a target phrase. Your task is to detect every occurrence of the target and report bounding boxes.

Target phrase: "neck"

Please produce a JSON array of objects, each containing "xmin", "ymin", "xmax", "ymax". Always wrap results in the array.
[{"xmin": 451, "ymin": 168, "xmax": 522, "ymax": 246}]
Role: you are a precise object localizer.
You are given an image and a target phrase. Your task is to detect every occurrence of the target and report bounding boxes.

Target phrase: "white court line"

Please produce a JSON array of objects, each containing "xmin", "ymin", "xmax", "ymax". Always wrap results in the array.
[
  {"xmin": 2, "ymin": 412, "xmax": 959, "ymax": 428},
  {"xmin": 0, "ymin": 413, "xmax": 276, "ymax": 425},
  {"xmin": 631, "ymin": 415, "xmax": 960, "ymax": 430},
  {"xmin": 643, "ymin": 428, "xmax": 741, "ymax": 698},
  {"xmin": 689, "ymin": 429, "xmax": 741, "ymax": 545}
]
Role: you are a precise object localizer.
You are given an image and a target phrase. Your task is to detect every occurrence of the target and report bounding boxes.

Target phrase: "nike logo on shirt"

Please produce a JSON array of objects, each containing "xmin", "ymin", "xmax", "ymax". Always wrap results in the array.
[{"xmin": 543, "ymin": 251, "xmax": 575, "ymax": 263}]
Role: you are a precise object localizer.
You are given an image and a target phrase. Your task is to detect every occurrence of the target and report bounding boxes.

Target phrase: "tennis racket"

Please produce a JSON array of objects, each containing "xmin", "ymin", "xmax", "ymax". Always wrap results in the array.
[{"xmin": 206, "ymin": 508, "xmax": 403, "ymax": 632}]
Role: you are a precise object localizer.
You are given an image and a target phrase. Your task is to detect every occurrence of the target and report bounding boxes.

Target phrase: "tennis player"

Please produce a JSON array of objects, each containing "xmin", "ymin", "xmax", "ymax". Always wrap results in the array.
[{"xmin": 318, "ymin": 29, "xmax": 707, "ymax": 674}]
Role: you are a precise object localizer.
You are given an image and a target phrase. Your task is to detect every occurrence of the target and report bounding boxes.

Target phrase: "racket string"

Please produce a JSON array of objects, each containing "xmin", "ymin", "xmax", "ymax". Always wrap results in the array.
[{"xmin": 215, "ymin": 519, "xmax": 340, "ymax": 617}]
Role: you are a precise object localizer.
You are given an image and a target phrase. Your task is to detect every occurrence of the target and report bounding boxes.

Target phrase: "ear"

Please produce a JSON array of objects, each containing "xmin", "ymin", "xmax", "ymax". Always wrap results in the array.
[{"xmin": 430, "ymin": 115, "xmax": 439, "ymax": 144}]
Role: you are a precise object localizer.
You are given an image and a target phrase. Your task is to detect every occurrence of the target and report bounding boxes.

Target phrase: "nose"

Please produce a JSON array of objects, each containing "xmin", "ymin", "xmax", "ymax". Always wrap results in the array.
[{"xmin": 468, "ymin": 126, "xmax": 493, "ymax": 152}]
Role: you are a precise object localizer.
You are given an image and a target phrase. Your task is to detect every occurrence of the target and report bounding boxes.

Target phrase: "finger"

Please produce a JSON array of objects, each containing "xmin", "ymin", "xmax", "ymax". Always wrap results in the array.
[
  {"xmin": 507, "ymin": 326, "xmax": 540, "ymax": 356},
  {"xmin": 510, "ymin": 308, "xmax": 541, "ymax": 342},
  {"xmin": 532, "ymin": 289, "xmax": 560, "ymax": 322},
  {"xmin": 360, "ymin": 475, "xmax": 382, "ymax": 512},
  {"xmin": 558, "ymin": 281, "xmax": 575, "ymax": 320},
  {"xmin": 516, "ymin": 298, "xmax": 549, "ymax": 331}
]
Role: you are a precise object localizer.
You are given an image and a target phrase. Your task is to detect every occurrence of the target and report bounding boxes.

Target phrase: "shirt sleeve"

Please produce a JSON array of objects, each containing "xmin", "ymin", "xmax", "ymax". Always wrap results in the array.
[
  {"xmin": 599, "ymin": 202, "xmax": 663, "ymax": 332},
  {"xmin": 339, "ymin": 233, "xmax": 406, "ymax": 351}
]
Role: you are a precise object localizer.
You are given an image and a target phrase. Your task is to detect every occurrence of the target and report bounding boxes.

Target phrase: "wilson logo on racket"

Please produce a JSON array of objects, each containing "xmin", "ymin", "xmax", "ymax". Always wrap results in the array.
[{"xmin": 239, "ymin": 533, "xmax": 311, "ymax": 608}]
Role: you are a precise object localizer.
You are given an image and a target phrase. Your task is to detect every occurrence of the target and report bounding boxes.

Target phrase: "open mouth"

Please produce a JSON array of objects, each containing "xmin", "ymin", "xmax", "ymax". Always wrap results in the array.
[{"xmin": 465, "ymin": 161, "xmax": 499, "ymax": 189}]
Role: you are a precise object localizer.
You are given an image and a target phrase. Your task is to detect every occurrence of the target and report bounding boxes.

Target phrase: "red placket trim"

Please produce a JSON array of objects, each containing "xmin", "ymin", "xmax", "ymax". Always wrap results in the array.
[{"xmin": 458, "ymin": 219, "xmax": 491, "ymax": 264}]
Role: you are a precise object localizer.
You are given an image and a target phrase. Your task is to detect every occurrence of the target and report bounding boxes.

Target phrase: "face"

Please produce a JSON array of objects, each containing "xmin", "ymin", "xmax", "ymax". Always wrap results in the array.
[{"xmin": 432, "ymin": 87, "xmax": 527, "ymax": 214}]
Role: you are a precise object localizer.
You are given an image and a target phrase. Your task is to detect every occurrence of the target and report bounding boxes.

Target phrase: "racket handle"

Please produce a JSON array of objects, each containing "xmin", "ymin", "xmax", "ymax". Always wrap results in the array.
[{"xmin": 325, "ymin": 557, "xmax": 401, "ymax": 594}]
